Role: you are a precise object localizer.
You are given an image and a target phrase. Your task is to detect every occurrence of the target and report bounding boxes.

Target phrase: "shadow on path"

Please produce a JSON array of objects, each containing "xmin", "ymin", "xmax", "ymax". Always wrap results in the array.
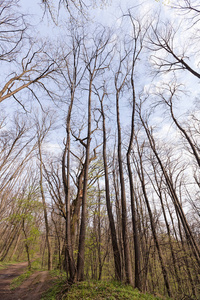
[{"xmin": 0, "ymin": 262, "xmax": 54, "ymax": 300}]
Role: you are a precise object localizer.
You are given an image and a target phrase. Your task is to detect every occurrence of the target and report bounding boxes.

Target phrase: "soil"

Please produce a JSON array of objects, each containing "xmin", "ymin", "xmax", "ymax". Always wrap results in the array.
[{"xmin": 0, "ymin": 262, "xmax": 54, "ymax": 300}]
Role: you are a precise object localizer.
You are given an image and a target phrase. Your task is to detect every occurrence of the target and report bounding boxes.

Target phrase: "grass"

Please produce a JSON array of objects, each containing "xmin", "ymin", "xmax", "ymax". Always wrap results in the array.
[
  {"xmin": 0, "ymin": 259, "xmax": 33, "ymax": 290},
  {"xmin": 42, "ymin": 279, "xmax": 171, "ymax": 300},
  {"xmin": 41, "ymin": 270, "xmax": 67, "ymax": 300},
  {"xmin": 0, "ymin": 257, "xmax": 41, "ymax": 271},
  {"xmin": 9, "ymin": 258, "xmax": 43, "ymax": 290},
  {"xmin": 0, "ymin": 258, "xmax": 29, "ymax": 290},
  {"xmin": 10, "ymin": 270, "xmax": 33, "ymax": 290},
  {"xmin": 0, "ymin": 260, "xmax": 23, "ymax": 270}
]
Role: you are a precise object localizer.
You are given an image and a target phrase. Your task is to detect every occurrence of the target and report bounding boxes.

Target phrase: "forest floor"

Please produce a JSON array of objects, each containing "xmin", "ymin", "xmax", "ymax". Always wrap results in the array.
[
  {"xmin": 0, "ymin": 263, "xmax": 170, "ymax": 300},
  {"xmin": 0, "ymin": 262, "xmax": 54, "ymax": 300}
]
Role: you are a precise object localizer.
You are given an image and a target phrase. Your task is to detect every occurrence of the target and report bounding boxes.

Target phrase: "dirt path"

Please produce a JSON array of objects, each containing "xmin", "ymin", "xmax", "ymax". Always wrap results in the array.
[{"xmin": 0, "ymin": 262, "xmax": 54, "ymax": 300}]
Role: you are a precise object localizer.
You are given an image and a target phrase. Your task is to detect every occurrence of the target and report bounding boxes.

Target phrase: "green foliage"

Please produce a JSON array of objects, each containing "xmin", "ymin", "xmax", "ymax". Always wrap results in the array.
[
  {"xmin": 41, "ymin": 272, "xmax": 67, "ymax": 300},
  {"xmin": 31, "ymin": 258, "xmax": 44, "ymax": 271},
  {"xmin": 42, "ymin": 280, "xmax": 171, "ymax": 300},
  {"xmin": 5, "ymin": 188, "xmax": 43, "ymax": 261},
  {"xmin": 10, "ymin": 270, "xmax": 32, "ymax": 290},
  {"xmin": 25, "ymin": 226, "xmax": 40, "ymax": 243},
  {"xmin": 49, "ymin": 269, "xmax": 67, "ymax": 278}
]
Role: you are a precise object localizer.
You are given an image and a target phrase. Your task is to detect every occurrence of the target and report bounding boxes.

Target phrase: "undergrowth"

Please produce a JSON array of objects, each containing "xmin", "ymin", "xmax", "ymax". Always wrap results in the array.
[{"xmin": 42, "ymin": 279, "xmax": 171, "ymax": 300}]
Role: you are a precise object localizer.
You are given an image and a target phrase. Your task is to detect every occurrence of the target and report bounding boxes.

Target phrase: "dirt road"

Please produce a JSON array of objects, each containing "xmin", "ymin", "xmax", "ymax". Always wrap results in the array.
[{"xmin": 0, "ymin": 262, "xmax": 53, "ymax": 300}]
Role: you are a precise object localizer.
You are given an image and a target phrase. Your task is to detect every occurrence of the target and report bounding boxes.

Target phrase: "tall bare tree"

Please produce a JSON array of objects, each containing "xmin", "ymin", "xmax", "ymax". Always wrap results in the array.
[
  {"xmin": 76, "ymin": 27, "xmax": 112, "ymax": 281},
  {"xmin": 36, "ymin": 111, "xmax": 54, "ymax": 271},
  {"xmin": 98, "ymin": 88, "xmax": 122, "ymax": 281},
  {"xmin": 61, "ymin": 30, "xmax": 85, "ymax": 281},
  {"xmin": 114, "ymin": 44, "xmax": 133, "ymax": 284}
]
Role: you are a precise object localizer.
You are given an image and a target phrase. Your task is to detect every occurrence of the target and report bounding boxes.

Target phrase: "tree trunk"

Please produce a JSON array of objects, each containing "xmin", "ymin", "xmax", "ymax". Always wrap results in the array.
[
  {"xmin": 116, "ymin": 90, "xmax": 133, "ymax": 284},
  {"xmin": 62, "ymin": 96, "xmax": 76, "ymax": 280},
  {"xmin": 22, "ymin": 219, "xmax": 31, "ymax": 271},
  {"xmin": 76, "ymin": 77, "xmax": 92, "ymax": 281},
  {"xmin": 38, "ymin": 139, "xmax": 51, "ymax": 271},
  {"xmin": 141, "ymin": 117, "xmax": 200, "ymax": 267},
  {"xmin": 126, "ymin": 78, "xmax": 141, "ymax": 289},
  {"xmin": 135, "ymin": 144, "xmax": 172, "ymax": 298},
  {"xmin": 71, "ymin": 166, "xmax": 84, "ymax": 249},
  {"xmin": 100, "ymin": 96, "xmax": 122, "ymax": 281}
]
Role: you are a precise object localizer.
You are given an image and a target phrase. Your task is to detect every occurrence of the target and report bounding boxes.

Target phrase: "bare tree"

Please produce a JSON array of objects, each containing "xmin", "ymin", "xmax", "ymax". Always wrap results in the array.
[
  {"xmin": 76, "ymin": 26, "xmax": 112, "ymax": 281},
  {"xmin": 138, "ymin": 104, "xmax": 200, "ymax": 269},
  {"xmin": 124, "ymin": 11, "xmax": 149, "ymax": 290},
  {"xmin": 97, "ymin": 87, "xmax": 122, "ymax": 281},
  {"xmin": 114, "ymin": 42, "xmax": 133, "ymax": 284},
  {"xmin": 41, "ymin": 0, "xmax": 109, "ymax": 22},
  {"xmin": 133, "ymin": 137, "xmax": 172, "ymax": 297},
  {"xmin": 172, "ymin": 0, "xmax": 200, "ymax": 26},
  {"xmin": 0, "ymin": 1, "xmax": 58, "ymax": 109},
  {"xmin": 148, "ymin": 11, "xmax": 200, "ymax": 80},
  {"xmin": 35, "ymin": 111, "xmax": 55, "ymax": 271},
  {"xmin": 61, "ymin": 30, "xmax": 85, "ymax": 282}
]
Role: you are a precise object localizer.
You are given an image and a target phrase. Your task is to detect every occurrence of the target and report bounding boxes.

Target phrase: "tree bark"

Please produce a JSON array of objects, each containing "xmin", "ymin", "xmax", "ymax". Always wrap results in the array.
[
  {"xmin": 116, "ymin": 90, "xmax": 133, "ymax": 284},
  {"xmin": 134, "ymin": 142, "xmax": 172, "ymax": 297},
  {"xmin": 76, "ymin": 76, "xmax": 92, "ymax": 281},
  {"xmin": 62, "ymin": 99, "xmax": 76, "ymax": 280},
  {"xmin": 100, "ymin": 95, "xmax": 122, "ymax": 281},
  {"xmin": 126, "ymin": 77, "xmax": 141, "ymax": 289},
  {"xmin": 38, "ymin": 139, "xmax": 51, "ymax": 271}
]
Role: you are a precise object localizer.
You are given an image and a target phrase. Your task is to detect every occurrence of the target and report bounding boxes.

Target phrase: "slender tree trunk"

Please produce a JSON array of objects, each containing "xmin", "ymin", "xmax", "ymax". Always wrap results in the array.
[
  {"xmin": 176, "ymin": 210, "xmax": 197, "ymax": 297},
  {"xmin": 0, "ymin": 223, "xmax": 21, "ymax": 261},
  {"xmin": 9, "ymin": 231, "xmax": 22, "ymax": 261},
  {"xmin": 71, "ymin": 166, "xmax": 84, "ymax": 249},
  {"xmin": 76, "ymin": 77, "xmax": 92, "ymax": 281},
  {"xmin": 51, "ymin": 213, "xmax": 61, "ymax": 269},
  {"xmin": 141, "ymin": 117, "xmax": 200, "ymax": 267},
  {"xmin": 135, "ymin": 143, "xmax": 172, "ymax": 297},
  {"xmin": 62, "ymin": 90, "xmax": 76, "ymax": 280},
  {"xmin": 169, "ymin": 102, "xmax": 200, "ymax": 168},
  {"xmin": 22, "ymin": 219, "xmax": 31, "ymax": 271},
  {"xmin": 41, "ymin": 236, "xmax": 47, "ymax": 269},
  {"xmin": 116, "ymin": 90, "xmax": 133, "ymax": 284},
  {"xmin": 112, "ymin": 162, "xmax": 124, "ymax": 277},
  {"xmin": 97, "ymin": 180, "xmax": 102, "ymax": 280},
  {"xmin": 100, "ymin": 96, "xmax": 122, "ymax": 281},
  {"xmin": 38, "ymin": 140, "xmax": 51, "ymax": 270},
  {"xmin": 126, "ymin": 78, "xmax": 141, "ymax": 289}
]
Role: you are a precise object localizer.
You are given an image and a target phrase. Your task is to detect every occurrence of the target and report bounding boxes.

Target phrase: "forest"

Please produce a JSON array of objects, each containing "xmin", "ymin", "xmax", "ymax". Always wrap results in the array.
[{"xmin": 0, "ymin": 0, "xmax": 200, "ymax": 299}]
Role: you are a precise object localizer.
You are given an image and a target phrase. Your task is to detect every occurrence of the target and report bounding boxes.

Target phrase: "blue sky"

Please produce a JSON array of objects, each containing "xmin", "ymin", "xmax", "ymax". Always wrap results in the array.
[{"xmin": 2, "ymin": 0, "xmax": 198, "ymax": 154}]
